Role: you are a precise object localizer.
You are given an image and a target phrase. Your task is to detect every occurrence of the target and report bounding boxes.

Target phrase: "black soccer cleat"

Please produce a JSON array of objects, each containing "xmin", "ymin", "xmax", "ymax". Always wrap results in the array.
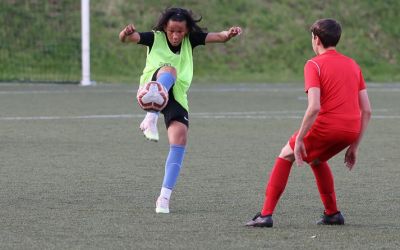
[
  {"xmin": 317, "ymin": 211, "xmax": 345, "ymax": 225},
  {"xmin": 245, "ymin": 212, "xmax": 273, "ymax": 227}
]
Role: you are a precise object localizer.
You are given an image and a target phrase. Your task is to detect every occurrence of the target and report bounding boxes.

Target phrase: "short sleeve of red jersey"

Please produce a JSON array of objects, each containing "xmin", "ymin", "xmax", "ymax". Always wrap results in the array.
[
  {"xmin": 359, "ymin": 69, "xmax": 366, "ymax": 90},
  {"xmin": 304, "ymin": 60, "xmax": 320, "ymax": 92}
]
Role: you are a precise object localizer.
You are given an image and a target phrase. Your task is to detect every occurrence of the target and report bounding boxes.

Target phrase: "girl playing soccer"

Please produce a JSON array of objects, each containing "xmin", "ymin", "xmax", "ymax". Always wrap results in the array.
[{"xmin": 119, "ymin": 7, "xmax": 241, "ymax": 213}]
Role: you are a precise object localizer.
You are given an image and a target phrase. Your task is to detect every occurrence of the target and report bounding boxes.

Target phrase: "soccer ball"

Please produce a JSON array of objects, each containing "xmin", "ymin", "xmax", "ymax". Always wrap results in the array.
[{"xmin": 136, "ymin": 81, "xmax": 169, "ymax": 111}]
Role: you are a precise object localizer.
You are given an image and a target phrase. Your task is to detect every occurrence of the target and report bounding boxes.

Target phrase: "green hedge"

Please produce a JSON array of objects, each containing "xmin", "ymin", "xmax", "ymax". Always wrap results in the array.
[{"xmin": 1, "ymin": 0, "xmax": 399, "ymax": 83}]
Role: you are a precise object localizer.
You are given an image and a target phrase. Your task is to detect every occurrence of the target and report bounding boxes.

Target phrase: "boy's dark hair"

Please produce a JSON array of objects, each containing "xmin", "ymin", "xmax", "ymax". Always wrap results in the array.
[
  {"xmin": 310, "ymin": 18, "xmax": 341, "ymax": 48},
  {"xmin": 153, "ymin": 7, "xmax": 205, "ymax": 33}
]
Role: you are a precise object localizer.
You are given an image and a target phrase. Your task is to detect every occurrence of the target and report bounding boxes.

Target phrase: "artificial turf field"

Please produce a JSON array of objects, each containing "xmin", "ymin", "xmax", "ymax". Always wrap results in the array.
[{"xmin": 0, "ymin": 83, "xmax": 399, "ymax": 249}]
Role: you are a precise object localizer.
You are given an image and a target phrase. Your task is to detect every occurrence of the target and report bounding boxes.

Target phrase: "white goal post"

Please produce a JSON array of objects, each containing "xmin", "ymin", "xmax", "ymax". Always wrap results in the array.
[{"xmin": 80, "ymin": 0, "xmax": 94, "ymax": 86}]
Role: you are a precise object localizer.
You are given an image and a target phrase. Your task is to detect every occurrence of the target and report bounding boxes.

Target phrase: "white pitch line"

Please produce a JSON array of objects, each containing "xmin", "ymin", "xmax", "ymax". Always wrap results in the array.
[
  {"xmin": 0, "ymin": 89, "xmax": 135, "ymax": 95},
  {"xmin": 0, "ymin": 114, "xmax": 142, "ymax": 121},
  {"xmin": 1, "ymin": 85, "xmax": 400, "ymax": 95},
  {"xmin": 0, "ymin": 112, "xmax": 397, "ymax": 121}
]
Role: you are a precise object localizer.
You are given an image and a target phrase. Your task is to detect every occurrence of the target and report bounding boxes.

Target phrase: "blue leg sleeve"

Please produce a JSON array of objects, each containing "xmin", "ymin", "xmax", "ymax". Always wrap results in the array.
[
  {"xmin": 162, "ymin": 144, "xmax": 186, "ymax": 189},
  {"xmin": 157, "ymin": 72, "xmax": 176, "ymax": 91}
]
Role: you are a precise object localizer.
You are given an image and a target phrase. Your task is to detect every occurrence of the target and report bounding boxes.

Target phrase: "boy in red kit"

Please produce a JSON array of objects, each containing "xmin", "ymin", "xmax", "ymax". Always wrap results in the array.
[{"xmin": 246, "ymin": 18, "xmax": 372, "ymax": 227}]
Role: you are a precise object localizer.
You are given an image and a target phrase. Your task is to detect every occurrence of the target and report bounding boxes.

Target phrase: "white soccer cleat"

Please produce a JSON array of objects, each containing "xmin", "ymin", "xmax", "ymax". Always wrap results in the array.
[
  {"xmin": 139, "ymin": 113, "xmax": 159, "ymax": 142},
  {"xmin": 155, "ymin": 196, "xmax": 170, "ymax": 214}
]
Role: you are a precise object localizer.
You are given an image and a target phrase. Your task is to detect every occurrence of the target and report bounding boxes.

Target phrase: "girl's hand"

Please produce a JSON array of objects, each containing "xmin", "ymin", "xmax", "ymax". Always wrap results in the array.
[
  {"xmin": 124, "ymin": 24, "xmax": 136, "ymax": 36},
  {"xmin": 205, "ymin": 27, "xmax": 242, "ymax": 43},
  {"xmin": 227, "ymin": 26, "xmax": 242, "ymax": 38}
]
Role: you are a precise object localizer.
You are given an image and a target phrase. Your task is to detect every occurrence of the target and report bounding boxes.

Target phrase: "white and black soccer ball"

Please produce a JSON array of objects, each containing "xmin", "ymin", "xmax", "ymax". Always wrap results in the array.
[{"xmin": 136, "ymin": 81, "xmax": 169, "ymax": 111}]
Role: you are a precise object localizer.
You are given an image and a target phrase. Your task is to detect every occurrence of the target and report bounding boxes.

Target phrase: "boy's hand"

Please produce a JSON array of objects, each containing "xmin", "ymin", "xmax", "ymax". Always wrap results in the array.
[
  {"xmin": 344, "ymin": 145, "xmax": 358, "ymax": 170},
  {"xmin": 294, "ymin": 139, "xmax": 307, "ymax": 167}
]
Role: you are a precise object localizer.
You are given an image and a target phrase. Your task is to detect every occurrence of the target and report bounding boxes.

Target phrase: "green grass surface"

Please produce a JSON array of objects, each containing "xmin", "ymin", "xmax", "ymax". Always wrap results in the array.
[
  {"xmin": 0, "ymin": 82, "xmax": 399, "ymax": 249},
  {"xmin": 1, "ymin": 0, "xmax": 399, "ymax": 83}
]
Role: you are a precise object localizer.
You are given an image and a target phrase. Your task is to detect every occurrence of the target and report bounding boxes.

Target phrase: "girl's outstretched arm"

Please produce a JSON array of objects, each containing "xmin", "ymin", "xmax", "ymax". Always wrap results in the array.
[
  {"xmin": 119, "ymin": 24, "xmax": 141, "ymax": 43},
  {"xmin": 205, "ymin": 26, "xmax": 242, "ymax": 43}
]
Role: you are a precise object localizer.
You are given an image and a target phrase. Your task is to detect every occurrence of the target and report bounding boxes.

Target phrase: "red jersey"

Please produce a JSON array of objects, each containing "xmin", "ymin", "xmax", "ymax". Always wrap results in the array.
[{"xmin": 304, "ymin": 50, "xmax": 366, "ymax": 133}]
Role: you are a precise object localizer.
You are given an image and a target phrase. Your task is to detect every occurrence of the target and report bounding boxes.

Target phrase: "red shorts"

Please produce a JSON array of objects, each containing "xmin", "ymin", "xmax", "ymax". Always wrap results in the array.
[{"xmin": 289, "ymin": 127, "xmax": 359, "ymax": 163}]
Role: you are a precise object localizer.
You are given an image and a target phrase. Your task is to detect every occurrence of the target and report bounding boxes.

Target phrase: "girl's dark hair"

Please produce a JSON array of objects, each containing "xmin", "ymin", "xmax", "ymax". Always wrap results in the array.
[
  {"xmin": 153, "ymin": 7, "xmax": 205, "ymax": 33},
  {"xmin": 310, "ymin": 18, "xmax": 342, "ymax": 48}
]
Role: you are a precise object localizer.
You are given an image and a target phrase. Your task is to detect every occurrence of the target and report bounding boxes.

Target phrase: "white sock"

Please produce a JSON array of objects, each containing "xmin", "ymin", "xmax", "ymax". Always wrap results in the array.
[
  {"xmin": 160, "ymin": 187, "xmax": 172, "ymax": 200},
  {"xmin": 146, "ymin": 112, "xmax": 159, "ymax": 122}
]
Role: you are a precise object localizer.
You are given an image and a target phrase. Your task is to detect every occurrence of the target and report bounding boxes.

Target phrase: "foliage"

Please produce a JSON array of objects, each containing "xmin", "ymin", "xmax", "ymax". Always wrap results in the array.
[{"xmin": 0, "ymin": 0, "xmax": 399, "ymax": 83}]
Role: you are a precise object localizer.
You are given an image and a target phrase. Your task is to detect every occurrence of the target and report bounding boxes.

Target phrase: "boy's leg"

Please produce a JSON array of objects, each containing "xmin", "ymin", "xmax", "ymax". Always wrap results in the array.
[
  {"xmin": 306, "ymin": 130, "xmax": 358, "ymax": 216},
  {"xmin": 310, "ymin": 161, "xmax": 338, "ymax": 215},
  {"xmin": 246, "ymin": 143, "xmax": 294, "ymax": 227},
  {"xmin": 246, "ymin": 157, "xmax": 292, "ymax": 227},
  {"xmin": 261, "ymin": 157, "xmax": 293, "ymax": 216},
  {"xmin": 311, "ymin": 161, "xmax": 345, "ymax": 225}
]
